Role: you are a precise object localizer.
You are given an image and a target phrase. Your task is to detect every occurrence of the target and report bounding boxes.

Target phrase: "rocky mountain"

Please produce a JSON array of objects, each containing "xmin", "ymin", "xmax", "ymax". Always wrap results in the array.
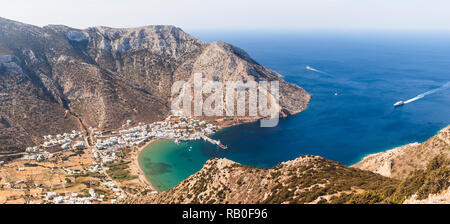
[
  {"xmin": 0, "ymin": 17, "xmax": 310, "ymax": 153},
  {"xmin": 353, "ymin": 125, "xmax": 450, "ymax": 179}
]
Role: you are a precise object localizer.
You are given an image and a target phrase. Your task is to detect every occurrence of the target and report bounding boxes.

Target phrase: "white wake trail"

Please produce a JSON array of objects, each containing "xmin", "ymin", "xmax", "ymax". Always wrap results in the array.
[
  {"xmin": 404, "ymin": 81, "xmax": 450, "ymax": 104},
  {"xmin": 306, "ymin": 66, "xmax": 330, "ymax": 75}
]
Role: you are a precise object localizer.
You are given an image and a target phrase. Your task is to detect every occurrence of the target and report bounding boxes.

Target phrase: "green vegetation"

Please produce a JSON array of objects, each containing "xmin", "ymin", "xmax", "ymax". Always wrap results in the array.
[
  {"xmin": 263, "ymin": 158, "xmax": 399, "ymax": 204},
  {"xmin": 105, "ymin": 161, "xmax": 137, "ymax": 181},
  {"xmin": 80, "ymin": 189, "xmax": 90, "ymax": 197},
  {"xmin": 329, "ymin": 155, "xmax": 450, "ymax": 204},
  {"xmin": 23, "ymin": 163, "xmax": 39, "ymax": 167}
]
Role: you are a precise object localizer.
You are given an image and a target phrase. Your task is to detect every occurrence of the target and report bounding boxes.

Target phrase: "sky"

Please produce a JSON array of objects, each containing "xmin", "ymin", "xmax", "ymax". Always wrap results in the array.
[{"xmin": 1, "ymin": 0, "xmax": 450, "ymax": 32}]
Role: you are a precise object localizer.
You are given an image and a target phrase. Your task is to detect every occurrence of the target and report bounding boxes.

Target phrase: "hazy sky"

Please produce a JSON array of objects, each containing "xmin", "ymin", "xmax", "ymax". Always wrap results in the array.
[{"xmin": 1, "ymin": 0, "xmax": 449, "ymax": 31}]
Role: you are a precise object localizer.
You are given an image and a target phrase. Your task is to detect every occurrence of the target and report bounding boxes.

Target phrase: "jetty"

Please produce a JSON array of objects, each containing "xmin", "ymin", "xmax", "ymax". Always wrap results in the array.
[{"xmin": 201, "ymin": 135, "xmax": 229, "ymax": 150}]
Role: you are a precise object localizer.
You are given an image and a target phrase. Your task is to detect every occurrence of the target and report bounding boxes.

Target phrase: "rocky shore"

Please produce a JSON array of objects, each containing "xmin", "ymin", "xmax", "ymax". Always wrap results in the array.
[{"xmin": 353, "ymin": 125, "xmax": 450, "ymax": 179}]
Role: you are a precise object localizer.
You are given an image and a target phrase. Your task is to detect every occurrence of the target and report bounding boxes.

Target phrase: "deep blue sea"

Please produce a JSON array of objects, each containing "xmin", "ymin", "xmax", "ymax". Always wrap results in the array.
[{"xmin": 140, "ymin": 31, "xmax": 450, "ymax": 191}]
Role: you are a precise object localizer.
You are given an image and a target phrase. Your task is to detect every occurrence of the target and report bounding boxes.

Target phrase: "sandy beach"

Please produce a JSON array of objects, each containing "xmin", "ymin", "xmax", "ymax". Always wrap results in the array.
[{"xmin": 131, "ymin": 139, "xmax": 158, "ymax": 192}]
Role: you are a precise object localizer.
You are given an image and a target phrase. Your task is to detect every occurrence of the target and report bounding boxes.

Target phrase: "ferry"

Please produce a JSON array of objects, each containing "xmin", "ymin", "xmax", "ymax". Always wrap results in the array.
[{"xmin": 394, "ymin": 101, "xmax": 405, "ymax": 107}]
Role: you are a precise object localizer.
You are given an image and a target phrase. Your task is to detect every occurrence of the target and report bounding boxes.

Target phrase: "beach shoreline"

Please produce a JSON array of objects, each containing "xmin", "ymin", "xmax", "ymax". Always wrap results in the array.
[
  {"xmin": 132, "ymin": 118, "xmax": 257, "ymax": 189},
  {"xmin": 132, "ymin": 139, "xmax": 158, "ymax": 192}
]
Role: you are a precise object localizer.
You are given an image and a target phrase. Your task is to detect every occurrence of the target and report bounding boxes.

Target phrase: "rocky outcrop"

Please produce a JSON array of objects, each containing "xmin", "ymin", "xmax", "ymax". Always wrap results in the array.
[
  {"xmin": 0, "ymin": 17, "xmax": 310, "ymax": 153},
  {"xmin": 124, "ymin": 155, "xmax": 398, "ymax": 204},
  {"xmin": 352, "ymin": 143, "xmax": 419, "ymax": 177},
  {"xmin": 353, "ymin": 125, "xmax": 450, "ymax": 179}
]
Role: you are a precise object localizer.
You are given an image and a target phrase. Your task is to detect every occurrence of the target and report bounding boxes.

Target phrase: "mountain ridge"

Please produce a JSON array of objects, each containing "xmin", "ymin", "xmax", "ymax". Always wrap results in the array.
[{"xmin": 0, "ymin": 17, "xmax": 310, "ymax": 153}]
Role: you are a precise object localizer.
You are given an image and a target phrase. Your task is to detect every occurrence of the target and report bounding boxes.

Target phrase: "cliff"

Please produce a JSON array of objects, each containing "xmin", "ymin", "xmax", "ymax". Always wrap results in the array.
[{"xmin": 353, "ymin": 125, "xmax": 450, "ymax": 179}]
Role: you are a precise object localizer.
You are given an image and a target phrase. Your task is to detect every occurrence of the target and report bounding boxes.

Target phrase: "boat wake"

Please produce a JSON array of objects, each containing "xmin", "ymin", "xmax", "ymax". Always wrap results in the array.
[
  {"xmin": 396, "ymin": 81, "xmax": 450, "ymax": 106},
  {"xmin": 306, "ymin": 66, "xmax": 331, "ymax": 76}
]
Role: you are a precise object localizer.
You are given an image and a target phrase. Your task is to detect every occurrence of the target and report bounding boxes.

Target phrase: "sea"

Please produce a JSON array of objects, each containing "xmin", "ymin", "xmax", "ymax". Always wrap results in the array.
[{"xmin": 139, "ymin": 31, "xmax": 450, "ymax": 191}]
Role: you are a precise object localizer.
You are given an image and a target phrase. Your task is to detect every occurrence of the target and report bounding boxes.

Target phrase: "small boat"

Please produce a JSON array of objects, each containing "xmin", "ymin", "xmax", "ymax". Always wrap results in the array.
[
  {"xmin": 219, "ymin": 143, "xmax": 229, "ymax": 150},
  {"xmin": 394, "ymin": 101, "xmax": 405, "ymax": 107}
]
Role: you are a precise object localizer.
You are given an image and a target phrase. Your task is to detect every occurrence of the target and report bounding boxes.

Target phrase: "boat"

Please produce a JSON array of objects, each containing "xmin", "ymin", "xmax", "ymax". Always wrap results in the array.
[
  {"xmin": 219, "ymin": 143, "xmax": 229, "ymax": 150},
  {"xmin": 394, "ymin": 101, "xmax": 405, "ymax": 107}
]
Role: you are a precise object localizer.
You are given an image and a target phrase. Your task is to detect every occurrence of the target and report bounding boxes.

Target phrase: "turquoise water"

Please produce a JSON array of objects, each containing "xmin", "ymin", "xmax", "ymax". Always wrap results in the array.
[
  {"xmin": 139, "ymin": 140, "xmax": 221, "ymax": 191},
  {"xmin": 140, "ymin": 31, "xmax": 450, "ymax": 192}
]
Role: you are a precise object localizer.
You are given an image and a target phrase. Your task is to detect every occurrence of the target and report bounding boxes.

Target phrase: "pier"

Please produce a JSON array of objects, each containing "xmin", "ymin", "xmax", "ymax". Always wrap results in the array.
[{"xmin": 201, "ymin": 135, "xmax": 229, "ymax": 150}]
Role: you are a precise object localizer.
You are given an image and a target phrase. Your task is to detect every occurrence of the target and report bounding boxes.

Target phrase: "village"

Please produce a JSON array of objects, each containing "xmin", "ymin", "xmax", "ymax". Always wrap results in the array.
[{"xmin": 0, "ymin": 113, "xmax": 218, "ymax": 204}]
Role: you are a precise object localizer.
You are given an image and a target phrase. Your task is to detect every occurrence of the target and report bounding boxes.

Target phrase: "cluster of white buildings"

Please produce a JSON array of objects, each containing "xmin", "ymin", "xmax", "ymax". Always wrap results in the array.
[
  {"xmin": 43, "ymin": 130, "xmax": 83, "ymax": 140},
  {"xmin": 42, "ymin": 130, "xmax": 85, "ymax": 150},
  {"xmin": 148, "ymin": 116, "xmax": 217, "ymax": 140},
  {"xmin": 103, "ymin": 181, "xmax": 126, "ymax": 202},
  {"xmin": 96, "ymin": 137, "xmax": 125, "ymax": 150},
  {"xmin": 44, "ymin": 138, "xmax": 71, "ymax": 148},
  {"xmin": 92, "ymin": 148, "xmax": 114, "ymax": 165},
  {"xmin": 62, "ymin": 167, "xmax": 84, "ymax": 175},
  {"xmin": 100, "ymin": 151, "xmax": 117, "ymax": 164},
  {"xmin": 14, "ymin": 115, "xmax": 218, "ymax": 203},
  {"xmin": 23, "ymin": 152, "xmax": 54, "ymax": 162},
  {"xmin": 21, "ymin": 131, "xmax": 87, "ymax": 162},
  {"xmin": 92, "ymin": 122, "xmax": 150, "ymax": 165},
  {"xmin": 73, "ymin": 141, "xmax": 85, "ymax": 150},
  {"xmin": 25, "ymin": 146, "xmax": 42, "ymax": 153},
  {"xmin": 88, "ymin": 162, "xmax": 103, "ymax": 173},
  {"xmin": 119, "ymin": 123, "xmax": 149, "ymax": 146},
  {"xmin": 90, "ymin": 117, "xmax": 217, "ymax": 166},
  {"xmin": 24, "ymin": 146, "xmax": 54, "ymax": 162},
  {"xmin": 45, "ymin": 190, "xmax": 104, "ymax": 204}
]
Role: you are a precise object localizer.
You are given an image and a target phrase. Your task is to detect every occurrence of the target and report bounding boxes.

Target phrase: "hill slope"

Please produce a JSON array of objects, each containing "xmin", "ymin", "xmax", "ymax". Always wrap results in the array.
[
  {"xmin": 124, "ymin": 154, "xmax": 450, "ymax": 204},
  {"xmin": 353, "ymin": 125, "xmax": 450, "ymax": 179},
  {"xmin": 0, "ymin": 17, "xmax": 310, "ymax": 153},
  {"xmin": 125, "ymin": 155, "xmax": 400, "ymax": 204}
]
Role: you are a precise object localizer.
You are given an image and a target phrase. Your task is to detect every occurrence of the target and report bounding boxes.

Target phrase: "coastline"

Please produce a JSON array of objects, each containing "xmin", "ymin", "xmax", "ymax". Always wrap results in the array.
[
  {"xmin": 133, "ymin": 119, "xmax": 258, "ymax": 191},
  {"xmin": 132, "ymin": 110, "xmax": 312, "ymax": 191},
  {"xmin": 132, "ymin": 139, "xmax": 158, "ymax": 192},
  {"xmin": 350, "ymin": 125, "xmax": 447, "ymax": 167},
  {"xmin": 131, "ymin": 114, "xmax": 448, "ymax": 198},
  {"xmin": 348, "ymin": 142, "xmax": 412, "ymax": 167}
]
